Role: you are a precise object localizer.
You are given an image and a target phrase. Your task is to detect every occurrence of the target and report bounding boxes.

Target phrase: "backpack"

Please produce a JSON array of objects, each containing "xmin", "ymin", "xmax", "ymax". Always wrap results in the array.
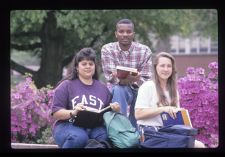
[
  {"xmin": 159, "ymin": 125, "xmax": 198, "ymax": 136},
  {"xmin": 140, "ymin": 125, "xmax": 197, "ymax": 148},
  {"xmin": 103, "ymin": 111, "xmax": 140, "ymax": 148}
]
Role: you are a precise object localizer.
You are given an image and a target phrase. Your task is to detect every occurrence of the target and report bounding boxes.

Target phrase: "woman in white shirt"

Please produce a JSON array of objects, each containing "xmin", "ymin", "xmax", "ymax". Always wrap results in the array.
[{"xmin": 135, "ymin": 52, "xmax": 205, "ymax": 148}]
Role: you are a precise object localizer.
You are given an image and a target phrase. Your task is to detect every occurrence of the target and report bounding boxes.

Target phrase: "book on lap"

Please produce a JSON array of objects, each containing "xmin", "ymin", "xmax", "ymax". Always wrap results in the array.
[
  {"xmin": 160, "ymin": 109, "xmax": 192, "ymax": 127},
  {"xmin": 116, "ymin": 66, "xmax": 138, "ymax": 79},
  {"xmin": 74, "ymin": 105, "xmax": 112, "ymax": 128}
]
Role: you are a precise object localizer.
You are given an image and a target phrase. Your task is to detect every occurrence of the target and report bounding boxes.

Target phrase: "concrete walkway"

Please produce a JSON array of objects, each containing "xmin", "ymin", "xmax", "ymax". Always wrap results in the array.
[{"xmin": 11, "ymin": 143, "xmax": 58, "ymax": 149}]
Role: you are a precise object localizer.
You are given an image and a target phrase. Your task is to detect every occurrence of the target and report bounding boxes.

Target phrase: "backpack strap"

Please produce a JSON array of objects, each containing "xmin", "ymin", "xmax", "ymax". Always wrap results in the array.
[
  {"xmin": 99, "ymin": 140, "xmax": 113, "ymax": 148},
  {"xmin": 103, "ymin": 111, "xmax": 117, "ymax": 133},
  {"xmin": 85, "ymin": 139, "xmax": 105, "ymax": 148}
]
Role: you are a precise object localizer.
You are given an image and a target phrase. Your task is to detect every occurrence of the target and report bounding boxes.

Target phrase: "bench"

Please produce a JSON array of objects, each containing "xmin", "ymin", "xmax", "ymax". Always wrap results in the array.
[{"xmin": 11, "ymin": 143, "xmax": 58, "ymax": 149}]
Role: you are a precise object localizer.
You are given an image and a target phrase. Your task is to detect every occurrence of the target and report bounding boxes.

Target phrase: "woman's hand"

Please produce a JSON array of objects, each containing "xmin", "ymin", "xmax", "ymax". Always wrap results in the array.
[
  {"xmin": 163, "ymin": 106, "xmax": 180, "ymax": 119},
  {"xmin": 72, "ymin": 103, "xmax": 86, "ymax": 116},
  {"xmin": 110, "ymin": 102, "xmax": 120, "ymax": 112}
]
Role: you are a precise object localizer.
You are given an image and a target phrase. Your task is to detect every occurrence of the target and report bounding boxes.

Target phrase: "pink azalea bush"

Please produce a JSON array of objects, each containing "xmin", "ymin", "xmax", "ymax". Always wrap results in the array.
[
  {"xmin": 11, "ymin": 73, "xmax": 55, "ymax": 144},
  {"xmin": 178, "ymin": 62, "xmax": 218, "ymax": 148}
]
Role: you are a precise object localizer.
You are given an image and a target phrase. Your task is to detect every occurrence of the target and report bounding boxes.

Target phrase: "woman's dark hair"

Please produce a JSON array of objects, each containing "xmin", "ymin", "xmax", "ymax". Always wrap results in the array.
[{"xmin": 56, "ymin": 48, "xmax": 98, "ymax": 87}]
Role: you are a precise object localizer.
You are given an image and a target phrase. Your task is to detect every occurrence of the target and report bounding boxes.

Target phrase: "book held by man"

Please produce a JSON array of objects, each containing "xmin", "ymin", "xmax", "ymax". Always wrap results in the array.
[
  {"xmin": 160, "ymin": 109, "xmax": 192, "ymax": 127},
  {"xmin": 74, "ymin": 105, "xmax": 112, "ymax": 128},
  {"xmin": 116, "ymin": 65, "xmax": 138, "ymax": 79}
]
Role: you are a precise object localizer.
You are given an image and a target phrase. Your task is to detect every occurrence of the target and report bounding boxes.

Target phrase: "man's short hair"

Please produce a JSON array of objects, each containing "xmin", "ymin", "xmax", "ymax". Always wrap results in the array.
[{"xmin": 116, "ymin": 19, "xmax": 134, "ymax": 29}]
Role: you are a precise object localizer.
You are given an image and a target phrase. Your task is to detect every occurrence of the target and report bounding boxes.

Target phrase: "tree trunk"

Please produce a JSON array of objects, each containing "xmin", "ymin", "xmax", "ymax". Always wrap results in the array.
[
  {"xmin": 35, "ymin": 11, "xmax": 65, "ymax": 88},
  {"xmin": 155, "ymin": 36, "xmax": 171, "ymax": 53}
]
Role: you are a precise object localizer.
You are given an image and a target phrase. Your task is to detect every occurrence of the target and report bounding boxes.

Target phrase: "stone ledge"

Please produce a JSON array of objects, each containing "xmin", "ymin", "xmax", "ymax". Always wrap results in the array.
[{"xmin": 11, "ymin": 143, "xmax": 58, "ymax": 149}]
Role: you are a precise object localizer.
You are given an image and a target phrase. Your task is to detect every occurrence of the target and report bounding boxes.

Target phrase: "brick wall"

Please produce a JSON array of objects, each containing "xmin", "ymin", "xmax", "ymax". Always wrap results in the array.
[{"xmin": 173, "ymin": 54, "xmax": 218, "ymax": 78}]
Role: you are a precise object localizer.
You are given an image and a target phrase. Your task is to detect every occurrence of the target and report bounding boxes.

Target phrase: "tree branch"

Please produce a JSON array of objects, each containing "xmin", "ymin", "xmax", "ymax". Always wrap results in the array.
[
  {"xmin": 57, "ymin": 10, "xmax": 69, "ymax": 16},
  {"xmin": 89, "ymin": 25, "xmax": 108, "ymax": 47},
  {"xmin": 12, "ymin": 31, "xmax": 40, "ymax": 38},
  {"xmin": 10, "ymin": 59, "xmax": 36, "ymax": 76},
  {"xmin": 11, "ymin": 42, "xmax": 42, "ymax": 51}
]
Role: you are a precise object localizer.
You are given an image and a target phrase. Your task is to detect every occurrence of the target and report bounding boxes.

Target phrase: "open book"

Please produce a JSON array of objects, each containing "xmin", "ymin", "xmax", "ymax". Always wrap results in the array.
[
  {"xmin": 160, "ymin": 109, "xmax": 192, "ymax": 127},
  {"xmin": 74, "ymin": 105, "xmax": 112, "ymax": 128},
  {"xmin": 83, "ymin": 105, "xmax": 111, "ymax": 113},
  {"xmin": 116, "ymin": 66, "xmax": 138, "ymax": 79}
]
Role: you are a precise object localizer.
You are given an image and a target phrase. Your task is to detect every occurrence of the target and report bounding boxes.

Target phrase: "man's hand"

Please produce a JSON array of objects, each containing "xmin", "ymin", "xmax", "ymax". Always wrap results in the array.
[
  {"xmin": 110, "ymin": 102, "xmax": 120, "ymax": 112},
  {"xmin": 127, "ymin": 72, "xmax": 140, "ymax": 82},
  {"xmin": 119, "ymin": 72, "xmax": 140, "ymax": 85}
]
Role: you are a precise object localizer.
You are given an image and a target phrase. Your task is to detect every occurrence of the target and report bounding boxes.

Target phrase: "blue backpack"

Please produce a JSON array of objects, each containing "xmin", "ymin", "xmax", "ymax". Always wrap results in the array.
[
  {"xmin": 103, "ymin": 111, "xmax": 140, "ymax": 148},
  {"xmin": 140, "ymin": 125, "xmax": 198, "ymax": 148}
]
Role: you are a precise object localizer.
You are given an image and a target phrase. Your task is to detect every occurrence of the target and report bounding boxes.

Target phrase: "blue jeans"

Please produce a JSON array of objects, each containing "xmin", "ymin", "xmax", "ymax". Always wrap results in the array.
[
  {"xmin": 52, "ymin": 121, "xmax": 107, "ymax": 148},
  {"xmin": 111, "ymin": 85, "xmax": 138, "ymax": 129}
]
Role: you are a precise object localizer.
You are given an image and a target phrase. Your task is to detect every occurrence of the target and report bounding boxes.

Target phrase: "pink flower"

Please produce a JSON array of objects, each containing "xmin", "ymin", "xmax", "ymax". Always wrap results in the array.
[
  {"xmin": 13, "ymin": 93, "xmax": 22, "ymax": 99},
  {"xmin": 186, "ymin": 67, "xmax": 195, "ymax": 75},
  {"xmin": 178, "ymin": 62, "xmax": 218, "ymax": 148},
  {"xmin": 11, "ymin": 75, "xmax": 54, "ymax": 143}
]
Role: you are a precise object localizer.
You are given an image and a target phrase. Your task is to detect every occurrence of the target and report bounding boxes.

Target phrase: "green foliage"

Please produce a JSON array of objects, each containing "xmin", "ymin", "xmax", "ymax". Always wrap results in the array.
[
  {"xmin": 37, "ymin": 126, "xmax": 55, "ymax": 144},
  {"xmin": 10, "ymin": 10, "xmax": 47, "ymax": 33},
  {"xmin": 10, "ymin": 10, "xmax": 218, "ymax": 87},
  {"xmin": 11, "ymin": 9, "xmax": 217, "ymax": 55},
  {"xmin": 194, "ymin": 9, "xmax": 218, "ymax": 40}
]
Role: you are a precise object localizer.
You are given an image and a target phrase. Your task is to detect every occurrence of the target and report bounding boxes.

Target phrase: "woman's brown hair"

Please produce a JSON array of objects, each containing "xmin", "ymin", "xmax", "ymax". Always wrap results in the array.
[{"xmin": 153, "ymin": 52, "xmax": 178, "ymax": 107}]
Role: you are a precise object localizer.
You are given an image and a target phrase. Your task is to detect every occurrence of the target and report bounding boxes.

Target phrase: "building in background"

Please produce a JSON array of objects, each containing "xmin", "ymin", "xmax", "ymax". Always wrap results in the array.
[{"xmin": 169, "ymin": 35, "xmax": 218, "ymax": 77}]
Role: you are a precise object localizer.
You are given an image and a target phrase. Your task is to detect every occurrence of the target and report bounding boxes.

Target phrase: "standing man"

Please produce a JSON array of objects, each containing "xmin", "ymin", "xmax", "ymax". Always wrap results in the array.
[{"xmin": 101, "ymin": 19, "xmax": 153, "ymax": 128}]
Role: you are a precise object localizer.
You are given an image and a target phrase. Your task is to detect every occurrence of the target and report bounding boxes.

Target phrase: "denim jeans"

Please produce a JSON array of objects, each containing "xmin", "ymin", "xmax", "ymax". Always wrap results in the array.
[
  {"xmin": 52, "ymin": 121, "xmax": 107, "ymax": 148},
  {"xmin": 111, "ymin": 85, "xmax": 138, "ymax": 129}
]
